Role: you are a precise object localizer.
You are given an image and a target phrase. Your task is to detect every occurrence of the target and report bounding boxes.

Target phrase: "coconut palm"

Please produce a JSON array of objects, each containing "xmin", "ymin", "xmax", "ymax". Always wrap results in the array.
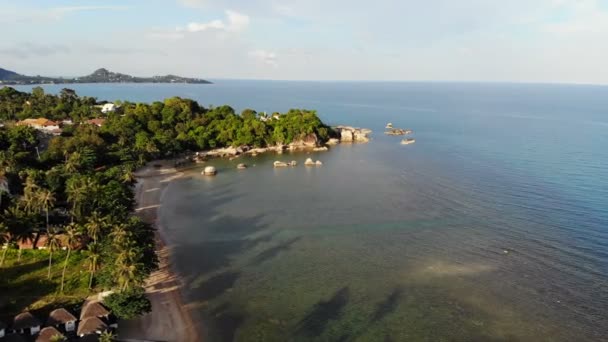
[
  {"xmin": 60, "ymin": 223, "xmax": 81, "ymax": 293},
  {"xmin": 63, "ymin": 151, "xmax": 82, "ymax": 173},
  {"xmin": 21, "ymin": 177, "xmax": 41, "ymax": 214},
  {"xmin": 86, "ymin": 242, "xmax": 101, "ymax": 289},
  {"xmin": 14, "ymin": 227, "xmax": 35, "ymax": 263},
  {"xmin": 85, "ymin": 211, "xmax": 106, "ymax": 243},
  {"xmin": 38, "ymin": 189, "xmax": 56, "ymax": 230},
  {"xmin": 99, "ymin": 330, "xmax": 116, "ymax": 342},
  {"xmin": 122, "ymin": 167, "xmax": 136, "ymax": 184},
  {"xmin": 110, "ymin": 223, "xmax": 130, "ymax": 245},
  {"xmin": 46, "ymin": 226, "xmax": 61, "ymax": 279},
  {"xmin": 66, "ymin": 178, "xmax": 87, "ymax": 222}
]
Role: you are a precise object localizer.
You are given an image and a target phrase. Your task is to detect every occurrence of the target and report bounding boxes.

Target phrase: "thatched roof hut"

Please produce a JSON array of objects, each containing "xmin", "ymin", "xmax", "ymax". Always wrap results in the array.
[
  {"xmin": 35, "ymin": 326, "xmax": 65, "ymax": 342},
  {"xmin": 47, "ymin": 308, "xmax": 77, "ymax": 326},
  {"xmin": 12, "ymin": 312, "xmax": 41, "ymax": 331},
  {"xmin": 79, "ymin": 301, "xmax": 110, "ymax": 320},
  {"xmin": 77, "ymin": 317, "xmax": 108, "ymax": 337}
]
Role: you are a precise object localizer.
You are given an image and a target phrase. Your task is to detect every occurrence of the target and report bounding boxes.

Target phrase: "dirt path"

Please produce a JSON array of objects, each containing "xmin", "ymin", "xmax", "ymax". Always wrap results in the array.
[{"xmin": 118, "ymin": 164, "xmax": 201, "ymax": 342}]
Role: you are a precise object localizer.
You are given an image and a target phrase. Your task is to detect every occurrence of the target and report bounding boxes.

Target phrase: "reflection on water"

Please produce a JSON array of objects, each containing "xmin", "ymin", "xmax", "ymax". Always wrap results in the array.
[{"xmin": 160, "ymin": 140, "xmax": 606, "ymax": 341}]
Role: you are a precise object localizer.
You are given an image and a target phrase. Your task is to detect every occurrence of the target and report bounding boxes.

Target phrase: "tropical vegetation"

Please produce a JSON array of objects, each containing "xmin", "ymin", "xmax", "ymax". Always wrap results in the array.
[{"xmin": 0, "ymin": 86, "xmax": 331, "ymax": 319}]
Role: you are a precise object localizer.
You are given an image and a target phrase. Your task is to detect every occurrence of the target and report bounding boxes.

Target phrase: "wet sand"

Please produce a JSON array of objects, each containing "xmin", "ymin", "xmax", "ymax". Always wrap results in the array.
[{"xmin": 118, "ymin": 162, "xmax": 201, "ymax": 342}]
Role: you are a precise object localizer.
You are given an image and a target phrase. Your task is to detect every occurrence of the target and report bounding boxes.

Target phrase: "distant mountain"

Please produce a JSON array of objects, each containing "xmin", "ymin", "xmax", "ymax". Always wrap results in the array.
[
  {"xmin": 0, "ymin": 67, "xmax": 211, "ymax": 85},
  {"xmin": 0, "ymin": 68, "xmax": 21, "ymax": 80}
]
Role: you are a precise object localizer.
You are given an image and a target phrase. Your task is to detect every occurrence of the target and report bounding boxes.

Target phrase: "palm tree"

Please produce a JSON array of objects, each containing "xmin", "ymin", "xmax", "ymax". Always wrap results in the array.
[
  {"xmin": 85, "ymin": 211, "xmax": 106, "ymax": 243},
  {"xmin": 21, "ymin": 176, "xmax": 41, "ymax": 214},
  {"xmin": 38, "ymin": 189, "xmax": 56, "ymax": 231},
  {"xmin": 60, "ymin": 223, "xmax": 81, "ymax": 293},
  {"xmin": 122, "ymin": 167, "xmax": 136, "ymax": 184},
  {"xmin": 66, "ymin": 178, "xmax": 87, "ymax": 222},
  {"xmin": 86, "ymin": 242, "xmax": 101, "ymax": 289},
  {"xmin": 99, "ymin": 331, "xmax": 116, "ymax": 342},
  {"xmin": 110, "ymin": 223, "xmax": 130, "ymax": 246},
  {"xmin": 63, "ymin": 151, "xmax": 81, "ymax": 173},
  {"xmin": 46, "ymin": 226, "xmax": 61, "ymax": 279}
]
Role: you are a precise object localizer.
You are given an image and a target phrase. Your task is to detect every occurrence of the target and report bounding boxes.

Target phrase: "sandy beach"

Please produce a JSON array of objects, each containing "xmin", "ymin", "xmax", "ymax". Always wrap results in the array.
[{"xmin": 118, "ymin": 162, "xmax": 201, "ymax": 342}]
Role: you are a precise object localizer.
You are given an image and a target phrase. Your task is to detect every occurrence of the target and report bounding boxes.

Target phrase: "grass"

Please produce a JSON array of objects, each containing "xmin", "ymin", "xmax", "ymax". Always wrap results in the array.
[{"xmin": 0, "ymin": 249, "xmax": 93, "ymax": 323}]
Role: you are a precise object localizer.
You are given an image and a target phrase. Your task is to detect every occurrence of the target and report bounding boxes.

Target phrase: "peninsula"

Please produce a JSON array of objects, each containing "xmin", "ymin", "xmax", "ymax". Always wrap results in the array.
[{"xmin": 0, "ymin": 67, "xmax": 211, "ymax": 85}]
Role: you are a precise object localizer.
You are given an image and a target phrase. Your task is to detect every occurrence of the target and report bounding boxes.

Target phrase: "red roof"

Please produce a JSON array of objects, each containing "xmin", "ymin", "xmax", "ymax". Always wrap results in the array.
[{"xmin": 86, "ymin": 119, "xmax": 106, "ymax": 127}]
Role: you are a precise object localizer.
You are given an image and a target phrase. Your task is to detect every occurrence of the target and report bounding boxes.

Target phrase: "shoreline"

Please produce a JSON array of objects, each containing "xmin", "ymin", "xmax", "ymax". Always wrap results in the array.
[{"xmin": 119, "ymin": 161, "xmax": 201, "ymax": 342}]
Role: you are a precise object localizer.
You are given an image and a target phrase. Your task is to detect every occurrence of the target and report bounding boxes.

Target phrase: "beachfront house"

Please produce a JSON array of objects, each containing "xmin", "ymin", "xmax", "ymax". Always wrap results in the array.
[
  {"xmin": 12, "ymin": 312, "xmax": 41, "ymax": 336},
  {"xmin": 46, "ymin": 308, "xmax": 77, "ymax": 333},
  {"xmin": 36, "ymin": 326, "xmax": 66, "ymax": 342}
]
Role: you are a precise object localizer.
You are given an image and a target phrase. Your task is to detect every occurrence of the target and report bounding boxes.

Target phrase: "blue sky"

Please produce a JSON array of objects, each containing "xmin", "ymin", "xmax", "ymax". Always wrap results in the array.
[{"xmin": 1, "ymin": 0, "xmax": 607, "ymax": 83}]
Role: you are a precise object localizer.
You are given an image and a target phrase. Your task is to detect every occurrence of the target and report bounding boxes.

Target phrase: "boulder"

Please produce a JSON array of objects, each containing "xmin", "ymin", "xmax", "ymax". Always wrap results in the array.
[
  {"xmin": 315, "ymin": 160, "xmax": 323, "ymax": 166},
  {"xmin": 203, "ymin": 166, "xmax": 217, "ymax": 176},
  {"xmin": 237, "ymin": 163, "xmax": 247, "ymax": 169},
  {"xmin": 327, "ymin": 138, "xmax": 340, "ymax": 145},
  {"xmin": 313, "ymin": 146, "xmax": 329, "ymax": 151},
  {"xmin": 290, "ymin": 161, "xmax": 298, "ymax": 166},
  {"xmin": 401, "ymin": 138, "xmax": 416, "ymax": 145},
  {"xmin": 274, "ymin": 161, "xmax": 289, "ymax": 167},
  {"xmin": 305, "ymin": 158, "xmax": 315, "ymax": 166},
  {"xmin": 340, "ymin": 129, "xmax": 354, "ymax": 142}
]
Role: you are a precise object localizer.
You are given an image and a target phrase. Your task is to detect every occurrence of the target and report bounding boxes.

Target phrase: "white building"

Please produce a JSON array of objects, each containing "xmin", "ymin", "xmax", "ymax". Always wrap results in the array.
[{"xmin": 101, "ymin": 103, "xmax": 117, "ymax": 113}]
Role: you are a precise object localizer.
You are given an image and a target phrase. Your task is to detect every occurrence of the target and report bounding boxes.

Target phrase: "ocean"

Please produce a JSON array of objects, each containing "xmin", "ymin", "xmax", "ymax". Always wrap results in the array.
[{"xmin": 15, "ymin": 81, "xmax": 608, "ymax": 341}]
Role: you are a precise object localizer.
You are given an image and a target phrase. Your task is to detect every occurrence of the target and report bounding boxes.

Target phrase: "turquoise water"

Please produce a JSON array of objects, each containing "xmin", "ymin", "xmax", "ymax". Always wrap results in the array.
[{"xmin": 15, "ymin": 82, "xmax": 608, "ymax": 341}]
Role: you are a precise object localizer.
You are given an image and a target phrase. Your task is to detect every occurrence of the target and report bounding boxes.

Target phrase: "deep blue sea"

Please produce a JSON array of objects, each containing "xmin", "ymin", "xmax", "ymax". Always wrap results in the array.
[{"xmin": 15, "ymin": 81, "xmax": 608, "ymax": 341}]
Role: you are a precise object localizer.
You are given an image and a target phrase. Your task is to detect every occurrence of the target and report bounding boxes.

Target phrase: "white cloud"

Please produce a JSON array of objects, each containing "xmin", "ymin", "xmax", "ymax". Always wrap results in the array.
[
  {"xmin": 177, "ymin": 0, "xmax": 206, "ymax": 8},
  {"xmin": 0, "ymin": 5, "xmax": 129, "ymax": 24},
  {"xmin": 179, "ymin": 10, "xmax": 250, "ymax": 33},
  {"xmin": 249, "ymin": 49, "xmax": 278, "ymax": 67}
]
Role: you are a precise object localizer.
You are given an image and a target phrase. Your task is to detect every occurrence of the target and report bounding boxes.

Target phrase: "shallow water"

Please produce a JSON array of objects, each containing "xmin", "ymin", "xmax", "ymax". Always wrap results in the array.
[{"xmin": 16, "ymin": 81, "xmax": 608, "ymax": 341}]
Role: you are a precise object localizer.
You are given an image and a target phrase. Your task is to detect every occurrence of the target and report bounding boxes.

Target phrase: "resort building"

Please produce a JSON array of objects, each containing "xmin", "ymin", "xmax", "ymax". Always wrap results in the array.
[
  {"xmin": 77, "ymin": 317, "xmax": 108, "ymax": 337},
  {"xmin": 46, "ymin": 308, "xmax": 77, "ymax": 333},
  {"xmin": 12, "ymin": 312, "xmax": 41, "ymax": 336},
  {"xmin": 100, "ymin": 103, "xmax": 117, "ymax": 113},
  {"xmin": 35, "ymin": 327, "xmax": 65, "ymax": 342}
]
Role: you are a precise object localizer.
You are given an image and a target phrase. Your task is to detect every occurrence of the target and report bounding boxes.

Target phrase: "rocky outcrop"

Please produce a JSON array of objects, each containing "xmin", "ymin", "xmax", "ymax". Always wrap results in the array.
[
  {"xmin": 385, "ymin": 128, "xmax": 412, "ymax": 136},
  {"xmin": 203, "ymin": 166, "xmax": 217, "ymax": 175},
  {"xmin": 327, "ymin": 138, "xmax": 340, "ymax": 145},
  {"xmin": 313, "ymin": 146, "xmax": 328, "ymax": 151},
  {"xmin": 336, "ymin": 126, "xmax": 371, "ymax": 143}
]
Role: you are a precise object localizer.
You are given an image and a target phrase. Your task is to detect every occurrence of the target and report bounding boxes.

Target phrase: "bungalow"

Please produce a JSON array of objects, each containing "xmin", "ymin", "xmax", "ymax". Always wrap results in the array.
[
  {"xmin": 86, "ymin": 119, "xmax": 106, "ymax": 127},
  {"xmin": 80, "ymin": 301, "xmax": 109, "ymax": 320},
  {"xmin": 76, "ymin": 317, "xmax": 108, "ymax": 337},
  {"xmin": 0, "ymin": 320, "xmax": 5, "ymax": 338},
  {"xmin": 35, "ymin": 327, "xmax": 65, "ymax": 342},
  {"xmin": 12, "ymin": 312, "xmax": 41, "ymax": 336},
  {"xmin": 46, "ymin": 308, "xmax": 77, "ymax": 333},
  {"xmin": 17, "ymin": 118, "xmax": 61, "ymax": 134}
]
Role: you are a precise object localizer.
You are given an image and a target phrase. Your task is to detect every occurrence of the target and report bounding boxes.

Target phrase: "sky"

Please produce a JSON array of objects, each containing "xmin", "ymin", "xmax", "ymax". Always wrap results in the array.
[{"xmin": 1, "ymin": 0, "xmax": 607, "ymax": 83}]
